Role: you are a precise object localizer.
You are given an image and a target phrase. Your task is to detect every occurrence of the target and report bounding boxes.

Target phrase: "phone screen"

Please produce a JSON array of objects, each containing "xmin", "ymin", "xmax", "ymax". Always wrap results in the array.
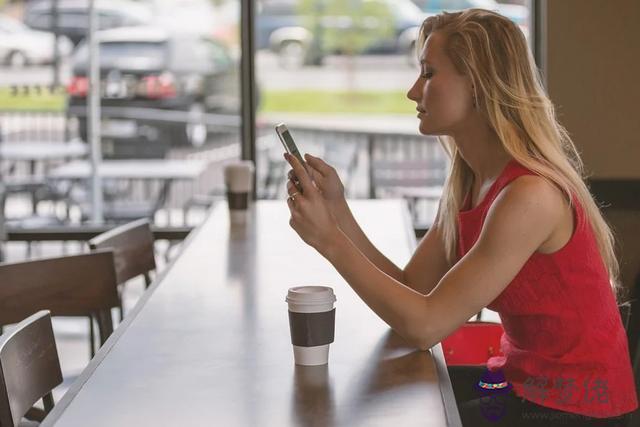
[{"xmin": 276, "ymin": 124, "xmax": 306, "ymax": 167}]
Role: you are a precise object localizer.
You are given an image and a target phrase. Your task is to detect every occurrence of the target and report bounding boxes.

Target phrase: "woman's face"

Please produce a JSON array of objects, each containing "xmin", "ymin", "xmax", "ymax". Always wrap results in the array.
[{"xmin": 407, "ymin": 31, "xmax": 475, "ymax": 136}]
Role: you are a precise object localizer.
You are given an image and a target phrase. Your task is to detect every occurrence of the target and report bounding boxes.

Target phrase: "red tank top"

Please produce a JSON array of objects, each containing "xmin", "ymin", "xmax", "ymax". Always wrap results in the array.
[{"xmin": 457, "ymin": 159, "xmax": 638, "ymax": 418}]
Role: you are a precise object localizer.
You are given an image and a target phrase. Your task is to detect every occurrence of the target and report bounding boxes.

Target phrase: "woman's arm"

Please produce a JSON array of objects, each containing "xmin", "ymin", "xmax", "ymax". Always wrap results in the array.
[
  {"xmin": 296, "ymin": 153, "xmax": 451, "ymax": 294},
  {"xmin": 334, "ymin": 199, "xmax": 452, "ymax": 295},
  {"xmin": 319, "ymin": 176, "xmax": 565, "ymax": 350},
  {"xmin": 285, "ymin": 153, "xmax": 566, "ymax": 350}
]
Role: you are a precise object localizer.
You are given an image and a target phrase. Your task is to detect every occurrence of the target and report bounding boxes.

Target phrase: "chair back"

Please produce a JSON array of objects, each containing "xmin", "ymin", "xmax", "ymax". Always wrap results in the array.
[
  {"xmin": 0, "ymin": 251, "xmax": 119, "ymax": 344},
  {"xmin": 88, "ymin": 218, "xmax": 156, "ymax": 286},
  {"xmin": 442, "ymin": 322, "xmax": 505, "ymax": 366},
  {"xmin": 0, "ymin": 311, "xmax": 62, "ymax": 427},
  {"xmin": 0, "ymin": 183, "xmax": 6, "ymax": 263}
]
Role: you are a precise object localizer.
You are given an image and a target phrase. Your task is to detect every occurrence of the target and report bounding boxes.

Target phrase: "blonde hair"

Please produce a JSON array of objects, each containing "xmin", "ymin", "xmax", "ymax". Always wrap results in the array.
[{"xmin": 417, "ymin": 9, "xmax": 621, "ymax": 299}]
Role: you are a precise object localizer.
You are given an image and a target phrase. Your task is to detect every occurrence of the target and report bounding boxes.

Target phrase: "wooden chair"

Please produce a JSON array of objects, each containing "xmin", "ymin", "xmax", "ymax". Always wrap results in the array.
[
  {"xmin": 0, "ymin": 310, "xmax": 63, "ymax": 427},
  {"xmin": 0, "ymin": 182, "xmax": 6, "ymax": 263},
  {"xmin": 88, "ymin": 219, "xmax": 156, "ymax": 322},
  {"xmin": 0, "ymin": 251, "xmax": 120, "ymax": 359}
]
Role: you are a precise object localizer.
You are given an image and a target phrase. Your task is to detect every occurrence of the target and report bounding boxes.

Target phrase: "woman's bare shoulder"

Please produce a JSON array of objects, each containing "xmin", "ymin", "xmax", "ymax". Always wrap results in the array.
[{"xmin": 491, "ymin": 174, "xmax": 570, "ymax": 229}]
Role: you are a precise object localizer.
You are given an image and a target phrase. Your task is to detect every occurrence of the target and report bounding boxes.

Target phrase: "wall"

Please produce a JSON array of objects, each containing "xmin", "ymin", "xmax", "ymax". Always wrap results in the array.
[{"xmin": 544, "ymin": 0, "xmax": 640, "ymax": 294}]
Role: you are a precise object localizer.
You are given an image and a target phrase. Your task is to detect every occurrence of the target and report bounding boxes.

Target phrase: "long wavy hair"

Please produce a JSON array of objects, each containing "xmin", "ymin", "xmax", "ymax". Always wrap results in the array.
[{"xmin": 417, "ymin": 9, "xmax": 621, "ymax": 298}]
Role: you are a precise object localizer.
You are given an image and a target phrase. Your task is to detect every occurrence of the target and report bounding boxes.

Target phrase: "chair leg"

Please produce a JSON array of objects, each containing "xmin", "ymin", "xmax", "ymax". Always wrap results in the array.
[
  {"xmin": 89, "ymin": 315, "xmax": 95, "ymax": 358},
  {"xmin": 95, "ymin": 309, "xmax": 114, "ymax": 346},
  {"xmin": 144, "ymin": 273, "xmax": 152, "ymax": 289},
  {"xmin": 119, "ymin": 300, "xmax": 124, "ymax": 323},
  {"xmin": 42, "ymin": 392, "xmax": 55, "ymax": 413}
]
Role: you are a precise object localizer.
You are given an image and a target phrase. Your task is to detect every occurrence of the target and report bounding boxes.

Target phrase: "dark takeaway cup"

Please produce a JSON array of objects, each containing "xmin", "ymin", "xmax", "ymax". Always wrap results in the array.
[
  {"xmin": 223, "ymin": 160, "xmax": 254, "ymax": 225},
  {"xmin": 286, "ymin": 286, "xmax": 337, "ymax": 366}
]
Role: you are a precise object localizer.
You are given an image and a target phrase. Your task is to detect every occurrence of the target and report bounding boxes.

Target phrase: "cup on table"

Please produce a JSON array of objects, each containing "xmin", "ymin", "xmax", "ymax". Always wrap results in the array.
[
  {"xmin": 224, "ymin": 160, "xmax": 254, "ymax": 225},
  {"xmin": 286, "ymin": 286, "xmax": 337, "ymax": 366}
]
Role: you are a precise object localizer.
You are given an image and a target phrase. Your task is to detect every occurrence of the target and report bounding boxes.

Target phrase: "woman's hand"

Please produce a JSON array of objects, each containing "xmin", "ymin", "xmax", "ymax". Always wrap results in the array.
[
  {"xmin": 284, "ymin": 152, "xmax": 343, "ymax": 256},
  {"xmin": 287, "ymin": 153, "xmax": 348, "ymax": 223}
]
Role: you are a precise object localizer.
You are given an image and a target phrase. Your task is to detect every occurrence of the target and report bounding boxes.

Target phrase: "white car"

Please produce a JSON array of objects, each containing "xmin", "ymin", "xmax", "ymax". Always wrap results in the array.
[{"xmin": 0, "ymin": 15, "xmax": 73, "ymax": 67}]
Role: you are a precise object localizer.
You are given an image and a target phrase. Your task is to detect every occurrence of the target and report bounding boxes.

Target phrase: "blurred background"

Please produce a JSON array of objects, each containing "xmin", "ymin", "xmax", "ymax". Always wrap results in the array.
[{"xmin": 0, "ymin": 0, "xmax": 531, "ymax": 235}]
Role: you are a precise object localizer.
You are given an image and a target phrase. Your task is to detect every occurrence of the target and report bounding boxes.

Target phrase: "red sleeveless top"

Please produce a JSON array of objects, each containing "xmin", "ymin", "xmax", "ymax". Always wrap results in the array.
[{"xmin": 457, "ymin": 159, "xmax": 638, "ymax": 418}]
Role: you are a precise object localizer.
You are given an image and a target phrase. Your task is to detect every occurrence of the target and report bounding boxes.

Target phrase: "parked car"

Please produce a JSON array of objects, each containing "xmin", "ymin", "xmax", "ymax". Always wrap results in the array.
[
  {"xmin": 67, "ymin": 26, "xmax": 240, "ymax": 156},
  {"xmin": 0, "ymin": 15, "xmax": 72, "ymax": 67},
  {"xmin": 24, "ymin": 0, "xmax": 153, "ymax": 46},
  {"xmin": 256, "ymin": 0, "xmax": 425, "ymax": 68}
]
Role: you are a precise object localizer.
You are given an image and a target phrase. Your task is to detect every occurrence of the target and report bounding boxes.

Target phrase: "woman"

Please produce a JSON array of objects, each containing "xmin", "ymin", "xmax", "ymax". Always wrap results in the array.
[{"xmin": 283, "ymin": 8, "xmax": 637, "ymax": 426}]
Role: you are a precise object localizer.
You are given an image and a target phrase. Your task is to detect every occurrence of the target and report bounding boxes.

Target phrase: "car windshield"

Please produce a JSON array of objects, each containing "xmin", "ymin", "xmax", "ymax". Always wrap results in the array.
[{"xmin": 74, "ymin": 41, "xmax": 167, "ymax": 70}]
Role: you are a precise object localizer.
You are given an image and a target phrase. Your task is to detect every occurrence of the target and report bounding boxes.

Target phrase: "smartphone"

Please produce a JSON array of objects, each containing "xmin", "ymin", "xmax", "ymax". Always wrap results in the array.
[{"xmin": 275, "ymin": 123, "xmax": 307, "ymax": 169}]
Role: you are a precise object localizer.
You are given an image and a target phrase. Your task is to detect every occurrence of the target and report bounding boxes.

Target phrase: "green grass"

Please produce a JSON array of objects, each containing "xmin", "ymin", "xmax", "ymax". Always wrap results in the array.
[
  {"xmin": 262, "ymin": 89, "xmax": 414, "ymax": 115},
  {"xmin": 0, "ymin": 87, "xmax": 66, "ymax": 111}
]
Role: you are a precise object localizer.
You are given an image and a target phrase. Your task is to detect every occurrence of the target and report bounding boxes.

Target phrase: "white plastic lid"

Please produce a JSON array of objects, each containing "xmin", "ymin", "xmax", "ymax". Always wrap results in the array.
[{"xmin": 285, "ymin": 286, "xmax": 336, "ymax": 305}]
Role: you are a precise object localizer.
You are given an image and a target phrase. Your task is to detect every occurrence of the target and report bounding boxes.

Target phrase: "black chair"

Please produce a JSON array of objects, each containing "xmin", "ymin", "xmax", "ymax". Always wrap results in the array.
[
  {"xmin": 0, "ymin": 310, "xmax": 63, "ymax": 427},
  {"xmin": 625, "ymin": 272, "xmax": 640, "ymax": 427}
]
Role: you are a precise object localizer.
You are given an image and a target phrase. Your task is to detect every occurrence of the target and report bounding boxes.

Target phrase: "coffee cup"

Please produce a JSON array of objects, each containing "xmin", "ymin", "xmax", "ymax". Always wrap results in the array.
[
  {"xmin": 223, "ymin": 160, "xmax": 254, "ymax": 225},
  {"xmin": 286, "ymin": 286, "xmax": 336, "ymax": 366}
]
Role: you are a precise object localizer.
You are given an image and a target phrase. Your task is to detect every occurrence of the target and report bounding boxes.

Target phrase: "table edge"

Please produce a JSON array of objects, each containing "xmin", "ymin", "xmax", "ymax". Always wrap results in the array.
[
  {"xmin": 41, "ymin": 203, "xmax": 221, "ymax": 426},
  {"xmin": 397, "ymin": 199, "xmax": 462, "ymax": 427}
]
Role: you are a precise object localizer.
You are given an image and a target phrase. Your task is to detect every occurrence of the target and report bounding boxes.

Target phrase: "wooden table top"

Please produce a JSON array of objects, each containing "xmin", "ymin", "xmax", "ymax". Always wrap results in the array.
[{"xmin": 42, "ymin": 200, "xmax": 461, "ymax": 427}]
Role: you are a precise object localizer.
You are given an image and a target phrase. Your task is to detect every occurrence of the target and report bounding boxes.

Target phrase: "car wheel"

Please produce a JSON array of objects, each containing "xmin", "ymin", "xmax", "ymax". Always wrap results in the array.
[
  {"xmin": 185, "ymin": 103, "xmax": 207, "ymax": 147},
  {"xmin": 278, "ymin": 41, "xmax": 306, "ymax": 69},
  {"xmin": 8, "ymin": 51, "xmax": 28, "ymax": 68}
]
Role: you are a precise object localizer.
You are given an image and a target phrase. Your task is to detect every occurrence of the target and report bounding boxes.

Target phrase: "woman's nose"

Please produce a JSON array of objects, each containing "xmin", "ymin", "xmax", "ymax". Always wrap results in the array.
[{"xmin": 407, "ymin": 78, "xmax": 421, "ymax": 102}]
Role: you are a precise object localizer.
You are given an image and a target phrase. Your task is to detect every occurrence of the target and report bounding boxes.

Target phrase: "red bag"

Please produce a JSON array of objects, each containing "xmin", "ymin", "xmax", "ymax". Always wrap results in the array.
[{"xmin": 442, "ymin": 322, "xmax": 504, "ymax": 366}]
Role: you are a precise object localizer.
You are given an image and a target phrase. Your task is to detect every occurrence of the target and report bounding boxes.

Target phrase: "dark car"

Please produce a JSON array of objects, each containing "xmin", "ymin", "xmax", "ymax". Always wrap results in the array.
[
  {"xmin": 24, "ymin": 0, "xmax": 152, "ymax": 46},
  {"xmin": 256, "ymin": 0, "xmax": 424, "ymax": 67},
  {"xmin": 67, "ymin": 26, "xmax": 240, "ymax": 157}
]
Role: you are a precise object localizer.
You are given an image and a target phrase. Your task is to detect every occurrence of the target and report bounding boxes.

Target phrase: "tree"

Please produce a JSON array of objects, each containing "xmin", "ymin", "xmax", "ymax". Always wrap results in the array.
[{"xmin": 298, "ymin": 0, "xmax": 395, "ymax": 63}]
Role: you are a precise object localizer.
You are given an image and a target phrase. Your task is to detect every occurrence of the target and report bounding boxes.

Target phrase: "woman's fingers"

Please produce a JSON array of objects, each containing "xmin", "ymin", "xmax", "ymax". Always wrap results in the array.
[
  {"xmin": 284, "ymin": 153, "xmax": 314, "ymax": 196},
  {"xmin": 287, "ymin": 179, "xmax": 301, "ymax": 195},
  {"xmin": 304, "ymin": 153, "xmax": 332, "ymax": 177}
]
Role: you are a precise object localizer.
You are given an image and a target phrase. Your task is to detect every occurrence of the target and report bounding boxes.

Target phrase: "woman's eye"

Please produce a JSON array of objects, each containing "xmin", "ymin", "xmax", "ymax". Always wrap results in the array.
[{"xmin": 421, "ymin": 72, "xmax": 433, "ymax": 79}]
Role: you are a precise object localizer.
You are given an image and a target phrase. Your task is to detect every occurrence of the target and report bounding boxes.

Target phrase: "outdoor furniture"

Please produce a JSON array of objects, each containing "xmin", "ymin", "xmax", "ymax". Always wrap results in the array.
[
  {"xmin": 0, "ymin": 141, "xmax": 87, "ymax": 168},
  {"xmin": 41, "ymin": 200, "xmax": 462, "ymax": 427},
  {"xmin": 0, "ymin": 310, "xmax": 63, "ymax": 427},
  {"xmin": 0, "ymin": 140, "xmax": 88, "ymax": 215},
  {"xmin": 48, "ymin": 159, "xmax": 208, "ymax": 223},
  {"xmin": 88, "ymin": 219, "xmax": 157, "ymax": 321},
  {"xmin": 0, "ymin": 252, "xmax": 120, "ymax": 358}
]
